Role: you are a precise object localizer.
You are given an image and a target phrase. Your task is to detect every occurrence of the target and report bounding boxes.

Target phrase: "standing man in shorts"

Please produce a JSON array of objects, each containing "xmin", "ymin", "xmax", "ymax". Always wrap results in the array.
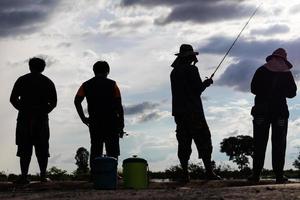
[
  {"xmin": 170, "ymin": 44, "xmax": 220, "ymax": 182},
  {"xmin": 10, "ymin": 57, "xmax": 57, "ymax": 184},
  {"xmin": 74, "ymin": 61, "xmax": 124, "ymax": 177}
]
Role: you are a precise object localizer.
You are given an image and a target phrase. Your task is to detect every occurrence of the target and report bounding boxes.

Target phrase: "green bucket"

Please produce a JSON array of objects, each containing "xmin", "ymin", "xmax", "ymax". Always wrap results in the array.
[{"xmin": 122, "ymin": 156, "xmax": 148, "ymax": 189}]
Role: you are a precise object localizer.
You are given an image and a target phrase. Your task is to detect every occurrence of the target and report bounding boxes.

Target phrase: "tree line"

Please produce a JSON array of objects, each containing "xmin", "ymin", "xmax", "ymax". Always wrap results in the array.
[{"xmin": 0, "ymin": 135, "xmax": 299, "ymax": 182}]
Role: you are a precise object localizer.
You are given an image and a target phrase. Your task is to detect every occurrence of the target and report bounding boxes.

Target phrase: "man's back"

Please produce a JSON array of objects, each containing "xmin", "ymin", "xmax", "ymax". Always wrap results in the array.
[
  {"xmin": 81, "ymin": 76, "xmax": 117, "ymax": 121},
  {"xmin": 10, "ymin": 73, "xmax": 57, "ymax": 119}
]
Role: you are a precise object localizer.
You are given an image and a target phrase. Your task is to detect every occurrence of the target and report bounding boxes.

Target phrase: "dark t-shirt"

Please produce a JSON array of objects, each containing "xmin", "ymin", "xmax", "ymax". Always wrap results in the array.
[{"xmin": 10, "ymin": 72, "xmax": 57, "ymax": 120}]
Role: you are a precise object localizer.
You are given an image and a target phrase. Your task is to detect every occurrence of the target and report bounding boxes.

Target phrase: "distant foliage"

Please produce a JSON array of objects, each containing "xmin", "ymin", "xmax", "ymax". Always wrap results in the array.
[
  {"xmin": 0, "ymin": 171, "xmax": 7, "ymax": 181},
  {"xmin": 47, "ymin": 166, "xmax": 70, "ymax": 181},
  {"xmin": 7, "ymin": 173, "xmax": 18, "ymax": 182},
  {"xmin": 220, "ymin": 135, "xmax": 254, "ymax": 170},
  {"xmin": 293, "ymin": 152, "xmax": 300, "ymax": 170},
  {"xmin": 165, "ymin": 163, "xmax": 207, "ymax": 180},
  {"xmin": 75, "ymin": 147, "xmax": 89, "ymax": 173},
  {"xmin": 73, "ymin": 147, "xmax": 90, "ymax": 180}
]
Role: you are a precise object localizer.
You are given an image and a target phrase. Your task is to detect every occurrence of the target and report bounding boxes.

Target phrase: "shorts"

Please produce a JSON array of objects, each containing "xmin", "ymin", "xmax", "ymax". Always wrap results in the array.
[
  {"xmin": 17, "ymin": 143, "xmax": 50, "ymax": 158},
  {"xmin": 15, "ymin": 118, "xmax": 50, "ymax": 158},
  {"xmin": 89, "ymin": 121, "xmax": 120, "ymax": 157},
  {"xmin": 16, "ymin": 118, "xmax": 50, "ymax": 145}
]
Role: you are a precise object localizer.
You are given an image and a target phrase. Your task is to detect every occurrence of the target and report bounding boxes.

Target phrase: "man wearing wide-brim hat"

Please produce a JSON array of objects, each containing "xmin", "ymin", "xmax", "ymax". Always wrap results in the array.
[
  {"xmin": 249, "ymin": 48, "xmax": 297, "ymax": 184},
  {"xmin": 170, "ymin": 44, "xmax": 220, "ymax": 182}
]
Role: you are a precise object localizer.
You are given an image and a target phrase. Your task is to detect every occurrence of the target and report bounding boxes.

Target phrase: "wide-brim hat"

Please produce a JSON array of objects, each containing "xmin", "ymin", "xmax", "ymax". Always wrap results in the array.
[
  {"xmin": 175, "ymin": 44, "xmax": 199, "ymax": 57},
  {"xmin": 266, "ymin": 48, "xmax": 293, "ymax": 69}
]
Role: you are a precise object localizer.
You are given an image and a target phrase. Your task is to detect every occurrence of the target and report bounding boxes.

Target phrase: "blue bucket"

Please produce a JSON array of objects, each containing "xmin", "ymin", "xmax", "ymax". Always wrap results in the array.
[{"xmin": 93, "ymin": 156, "xmax": 118, "ymax": 190}]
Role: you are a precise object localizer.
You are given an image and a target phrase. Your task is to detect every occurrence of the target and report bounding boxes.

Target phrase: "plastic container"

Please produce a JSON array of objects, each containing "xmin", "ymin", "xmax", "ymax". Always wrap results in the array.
[
  {"xmin": 122, "ymin": 155, "xmax": 148, "ymax": 189},
  {"xmin": 93, "ymin": 156, "xmax": 118, "ymax": 190}
]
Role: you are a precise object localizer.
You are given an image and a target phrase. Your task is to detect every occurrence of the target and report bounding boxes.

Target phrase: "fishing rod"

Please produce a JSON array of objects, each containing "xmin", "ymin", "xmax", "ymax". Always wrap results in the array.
[{"xmin": 209, "ymin": 3, "xmax": 262, "ymax": 79}]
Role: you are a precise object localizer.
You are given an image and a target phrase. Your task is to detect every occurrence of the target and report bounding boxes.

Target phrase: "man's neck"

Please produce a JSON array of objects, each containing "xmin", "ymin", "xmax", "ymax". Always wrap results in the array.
[{"xmin": 95, "ymin": 74, "xmax": 107, "ymax": 78}]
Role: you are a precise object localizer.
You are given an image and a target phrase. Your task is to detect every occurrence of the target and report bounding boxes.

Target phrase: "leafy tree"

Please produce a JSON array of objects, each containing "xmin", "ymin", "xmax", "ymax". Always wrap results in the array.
[
  {"xmin": 75, "ymin": 147, "xmax": 89, "ymax": 173},
  {"xmin": 165, "ymin": 165, "xmax": 182, "ymax": 180},
  {"xmin": 188, "ymin": 163, "xmax": 206, "ymax": 179},
  {"xmin": 47, "ymin": 166, "xmax": 69, "ymax": 181},
  {"xmin": 293, "ymin": 152, "xmax": 300, "ymax": 170},
  {"xmin": 220, "ymin": 135, "xmax": 254, "ymax": 170},
  {"xmin": 73, "ymin": 147, "xmax": 90, "ymax": 180},
  {"xmin": 165, "ymin": 163, "xmax": 207, "ymax": 180},
  {"xmin": 0, "ymin": 171, "xmax": 7, "ymax": 181}
]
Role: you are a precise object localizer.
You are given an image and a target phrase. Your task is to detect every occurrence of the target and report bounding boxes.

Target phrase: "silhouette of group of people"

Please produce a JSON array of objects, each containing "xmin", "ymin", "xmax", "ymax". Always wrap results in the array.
[{"xmin": 10, "ymin": 44, "xmax": 297, "ymax": 185}]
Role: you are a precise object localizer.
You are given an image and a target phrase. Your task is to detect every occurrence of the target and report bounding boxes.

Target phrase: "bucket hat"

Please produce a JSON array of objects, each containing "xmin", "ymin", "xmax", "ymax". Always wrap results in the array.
[
  {"xmin": 266, "ymin": 48, "xmax": 292, "ymax": 68},
  {"xmin": 175, "ymin": 44, "xmax": 199, "ymax": 57}
]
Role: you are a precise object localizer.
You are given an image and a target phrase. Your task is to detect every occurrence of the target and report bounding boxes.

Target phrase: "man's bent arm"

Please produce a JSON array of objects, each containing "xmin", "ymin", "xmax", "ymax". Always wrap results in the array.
[
  {"xmin": 47, "ymin": 82, "xmax": 57, "ymax": 113},
  {"xmin": 74, "ymin": 95, "xmax": 89, "ymax": 126},
  {"xmin": 10, "ymin": 79, "xmax": 21, "ymax": 110}
]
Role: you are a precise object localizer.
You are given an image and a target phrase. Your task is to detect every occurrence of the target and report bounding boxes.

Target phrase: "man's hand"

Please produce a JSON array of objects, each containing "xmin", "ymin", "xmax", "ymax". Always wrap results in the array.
[
  {"xmin": 118, "ymin": 130, "xmax": 125, "ymax": 138},
  {"xmin": 82, "ymin": 117, "xmax": 89, "ymax": 127},
  {"xmin": 203, "ymin": 78, "xmax": 213, "ymax": 87}
]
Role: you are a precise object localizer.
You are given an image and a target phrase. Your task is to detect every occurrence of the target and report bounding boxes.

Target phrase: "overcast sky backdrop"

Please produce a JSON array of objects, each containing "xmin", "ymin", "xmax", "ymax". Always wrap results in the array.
[{"xmin": 1, "ymin": 0, "xmax": 300, "ymax": 174}]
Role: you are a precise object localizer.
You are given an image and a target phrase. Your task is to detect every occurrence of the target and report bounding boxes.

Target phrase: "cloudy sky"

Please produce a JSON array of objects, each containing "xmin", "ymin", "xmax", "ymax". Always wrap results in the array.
[{"xmin": 1, "ymin": 0, "xmax": 300, "ymax": 174}]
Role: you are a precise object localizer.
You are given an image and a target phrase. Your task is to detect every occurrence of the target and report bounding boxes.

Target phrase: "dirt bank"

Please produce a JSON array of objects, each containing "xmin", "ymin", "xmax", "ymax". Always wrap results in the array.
[{"xmin": 0, "ymin": 180, "xmax": 299, "ymax": 200}]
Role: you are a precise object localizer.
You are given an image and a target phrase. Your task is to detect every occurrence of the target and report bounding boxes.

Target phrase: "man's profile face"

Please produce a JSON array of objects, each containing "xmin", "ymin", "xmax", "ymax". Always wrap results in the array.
[{"xmin": 186, "ymin": 55, "xmax": 198, "ymax": 65}]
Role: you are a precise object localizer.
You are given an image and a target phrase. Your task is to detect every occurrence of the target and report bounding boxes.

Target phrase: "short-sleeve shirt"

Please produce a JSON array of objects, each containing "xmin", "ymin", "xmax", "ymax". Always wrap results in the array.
[
  {"xmin": 10, "ymin": 73, "xmax": 57, "ymax": 120},
  {"xmin": 76, "ymin": 76, "xmax": 121, "ymax": 123}
]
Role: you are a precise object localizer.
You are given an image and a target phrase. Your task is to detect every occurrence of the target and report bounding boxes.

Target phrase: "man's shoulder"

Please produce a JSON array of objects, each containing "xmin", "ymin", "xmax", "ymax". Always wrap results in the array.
[
  {"xmin": 84, "ymin": 76, "xmax": 116, "ymax": 85},
  {"xmin": 39, "ymin": 74, "xmax": 55, "ymax": 86},
  {"xmin": 256, "ymin": 65, "xmax": 267, "ymax": 72},
  {"xmin": 106, "ymin": 77, "xmax": 116, "ymax": 84},
  {"xmin": 189, "ymin": 65, "xmax": 199, "ymax": 71},
  {"xmin": 18, "ymin": 73, "xmax": 30, "ymax": 80},
  {"xmin": 41, "ymin": 73, "xmax": 53, "ymax": 80},
  {"xmin": 15, "ymin": 73, "xmax": 32, "ymax": 83}
]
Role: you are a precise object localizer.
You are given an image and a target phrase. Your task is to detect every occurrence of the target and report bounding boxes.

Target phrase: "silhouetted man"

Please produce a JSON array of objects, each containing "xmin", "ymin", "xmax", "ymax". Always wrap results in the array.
[
  {"xmin": 10, "ymin": 57, "xmax": 57, "ymax": 184},
  {"xmin": 170, "ymin": 44, "xmax": 220, "ymax": 182},
  {"xmin": 74, "ymin": 61, "xmax": 124, "ymax": 176},
  {"xmin": 249, "ymin": 48, "xmax": 297, "ymax": 184}
]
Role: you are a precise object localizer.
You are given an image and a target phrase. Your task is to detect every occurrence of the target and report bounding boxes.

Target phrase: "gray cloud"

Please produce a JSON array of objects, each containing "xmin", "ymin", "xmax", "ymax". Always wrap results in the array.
[
  {"xmin": 156, "ymin": 2, "xmax": 254, "ymax": 25},
  {"xmin": 99, "ymin": 18, "xmax": 152, "ymax": 36},
  {"xmin": 137, "ymin": 111, "xmax": 163, "ymax": 123},
  {"xmin": 216, "ymin": 59, "xmax": 260, "ymax": 91},
  {"xmin": 121, "ymin": 0, "xmax": 244, "ymax": 7},
  {"xmin": 199, "ymin": 36, "xmax": 279, "ymax": 58},
  {"xmin": 0, "ymin": 0, "xmax": 59, "ymax": 37},
  {"xmin": 49, "ymin": 154, "xmax": 62, "ymax": 164},
  {"xmin": 8, "ymin": 54, "xmax": 58, "ymax": 69},
  {"xmin": 290, "ymin": 4, "xmax": 300, "ymax": 13},
  {"xmin": 57, "ymin": 42, "xmax": 72, "ymax": 48},
  {"xmin": 124, "ymin": 101, "xmax": 159, "ymax": 115},
  {"xmin": 250, "ymin": 24, "xmax": 290, "ymax": 36},
  {"xmin": 199, "ymin": 36, "xmax": 300, "ymax": 92},
  {"xmin": 34, "ymin": 54, "xmax": 59, "ymax": 68},
  {"xmin": 121, "ymin": 0, "xmax": 257, "ymax": 25}
]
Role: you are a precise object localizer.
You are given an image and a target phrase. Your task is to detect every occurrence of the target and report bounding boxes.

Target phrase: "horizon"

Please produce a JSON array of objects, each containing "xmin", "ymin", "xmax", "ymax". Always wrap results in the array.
[{"xmin": 1, "ymin": 0, "xmax": 300, "ymax": 174}]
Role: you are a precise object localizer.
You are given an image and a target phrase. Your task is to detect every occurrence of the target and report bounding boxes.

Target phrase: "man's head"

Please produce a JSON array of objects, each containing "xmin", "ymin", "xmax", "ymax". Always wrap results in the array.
[
  {"xmin": 175, "ymin": 44, "xmax": 198, "ymax": 65},
  {"xmin": 29, "ymin": 57, "xmax": 46, "ymax": 73},
  {"xmin": 266, "ymin": 48, "xmax": 292, "ymax": 69},
  {"xmin": 93, "ymin": 61, "xmax": 110, "ymax": 76}
]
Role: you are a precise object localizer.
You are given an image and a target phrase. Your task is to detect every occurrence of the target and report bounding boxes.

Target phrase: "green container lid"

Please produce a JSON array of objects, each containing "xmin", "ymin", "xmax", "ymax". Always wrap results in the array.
[{"xmin": 123, "ymin": 155, "xmax": 147, "ymax": 165}]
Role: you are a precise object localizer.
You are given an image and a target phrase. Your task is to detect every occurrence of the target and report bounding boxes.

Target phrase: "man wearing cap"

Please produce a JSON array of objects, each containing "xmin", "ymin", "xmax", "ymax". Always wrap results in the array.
[
  {"xmin": 249, "ymin": 48, "xmax": 297, "ymax": 183},
  {"xmin": 74, "ymin": 61, "xmax": 124, "ymax": 177},
  {"xmin": 170, "ymin": 44, "xmax": 220, "ymax": 182},
  {"xmin": 10, "ymin": 57, "xmax": 57, "ymax": 184}
]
